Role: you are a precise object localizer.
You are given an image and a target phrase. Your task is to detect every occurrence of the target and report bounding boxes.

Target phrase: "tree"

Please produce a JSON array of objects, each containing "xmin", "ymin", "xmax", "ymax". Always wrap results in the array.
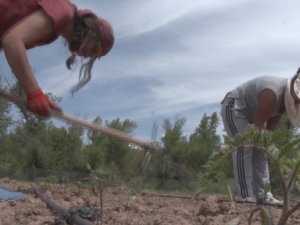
[
  {"xmin": 161, "ymin": 117, "xmax": 187, "ymax": 155},
  {"xmin": 0, "ymin": 98, "xmax": 12, "ymax": 138},
  {"xmin": 154, "ymin": 117, "xmax": 191, "ymax": 189},
  {"xmin": 186, "ymin": 112, "xmax": 221, "ymax": 172},
  {"xmin": 44, "ymin": 125, "xmax": 84, "ymax": 172},
  {"xmin": 104, "ymin": 118, "xmax": 137, "ymax": 176},
  {"xmin": 87, "ymin": 117, "xmax": 138, "ymax": 176}
]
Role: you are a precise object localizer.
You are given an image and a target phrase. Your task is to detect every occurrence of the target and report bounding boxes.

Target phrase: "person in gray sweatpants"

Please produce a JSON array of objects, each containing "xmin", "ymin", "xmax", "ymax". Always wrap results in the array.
[{"xmin": 220, "ymin": 71, "xmax": 300, "ymax": 205}]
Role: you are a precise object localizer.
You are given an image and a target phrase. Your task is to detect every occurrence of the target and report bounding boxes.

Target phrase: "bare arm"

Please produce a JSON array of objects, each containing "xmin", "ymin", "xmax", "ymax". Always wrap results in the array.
[
  {"xmin": 266, "ymin": 115, "xmax": 281, "ymax": 131},
  {"xmin": 252, "ymin": 89, "xmax": 277, "ymax": 130},
  {"xmin": 1, "ymin": 10, "xmax": 54, "ymax": 93}
]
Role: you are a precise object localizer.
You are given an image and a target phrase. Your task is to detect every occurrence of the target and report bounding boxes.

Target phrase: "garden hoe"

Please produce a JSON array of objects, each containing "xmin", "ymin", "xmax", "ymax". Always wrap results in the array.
[{"xmin": 0, "ymin": 89, "xmax": 157, "ymax": 152}]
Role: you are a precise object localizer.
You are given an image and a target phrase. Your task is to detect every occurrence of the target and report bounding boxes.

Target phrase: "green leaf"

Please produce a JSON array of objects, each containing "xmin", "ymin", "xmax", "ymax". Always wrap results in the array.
[
  {"xmin": 278, "ymin": 138, "xmax": 300, "ymax": 159},
  {"xmin": 224, "ymin": 135, "xmax": 235, "ymax": 146},
  {"xmin": 269, "ymin": 129, "xmax": 285, "ymax": 142}
]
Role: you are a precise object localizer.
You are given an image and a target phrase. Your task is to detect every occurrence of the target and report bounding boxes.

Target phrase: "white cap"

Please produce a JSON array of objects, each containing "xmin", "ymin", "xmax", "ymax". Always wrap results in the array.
[{"xmin": 284, "ymin": 77, "xmax": 300, "ymax": 127}]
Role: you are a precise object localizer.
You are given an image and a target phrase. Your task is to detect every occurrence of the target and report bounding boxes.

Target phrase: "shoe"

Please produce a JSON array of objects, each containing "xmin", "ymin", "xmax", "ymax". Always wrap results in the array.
[
  {"xmin": 258, "ymin": 193, "xmax": 283, "ymax": 206},
  {"xmin": 236, "ymin": 196, "xmax": 256, "ymax": 204}
]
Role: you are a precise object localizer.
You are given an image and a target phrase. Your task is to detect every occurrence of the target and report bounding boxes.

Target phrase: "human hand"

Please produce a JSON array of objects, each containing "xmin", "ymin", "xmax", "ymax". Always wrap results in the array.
[{"xmin": 26, "ymin": 89, "xmax": 61, "ymax": 117}]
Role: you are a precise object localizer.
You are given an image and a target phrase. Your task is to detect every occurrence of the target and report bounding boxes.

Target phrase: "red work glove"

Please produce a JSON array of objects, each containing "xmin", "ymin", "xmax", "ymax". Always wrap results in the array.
[{"xmin": 26, "ymin": 89, "xmax": 61, "ymax": 117}]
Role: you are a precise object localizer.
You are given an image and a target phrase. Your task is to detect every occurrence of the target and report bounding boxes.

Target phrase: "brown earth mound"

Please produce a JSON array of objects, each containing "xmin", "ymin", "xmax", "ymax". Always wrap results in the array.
[{"xmin": 0, "ymin": 178, "xmax": 299, "ymax": 225}]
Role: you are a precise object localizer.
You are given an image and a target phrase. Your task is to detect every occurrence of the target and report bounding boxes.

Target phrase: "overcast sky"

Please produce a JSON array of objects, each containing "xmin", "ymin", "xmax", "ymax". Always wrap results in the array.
[{"xmin": 1, "ymin": 0, "xmax": 300, "ymax": 143}]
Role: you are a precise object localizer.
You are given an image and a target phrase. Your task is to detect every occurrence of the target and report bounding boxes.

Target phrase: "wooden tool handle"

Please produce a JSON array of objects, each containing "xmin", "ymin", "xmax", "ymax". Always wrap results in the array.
[
  {"xmin": 51, "ymin": 110, "xmax": 156, "ymax": 151},
  {"xmin": 0, "ymin": 89, "xmax": 156, "ymax": 151}
]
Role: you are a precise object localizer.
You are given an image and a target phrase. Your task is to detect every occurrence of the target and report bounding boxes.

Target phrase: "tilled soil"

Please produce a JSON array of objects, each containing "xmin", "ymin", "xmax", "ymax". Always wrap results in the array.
[{"xmin": 0, "ymin": 178, "xmax": 299, "ymax": 225}]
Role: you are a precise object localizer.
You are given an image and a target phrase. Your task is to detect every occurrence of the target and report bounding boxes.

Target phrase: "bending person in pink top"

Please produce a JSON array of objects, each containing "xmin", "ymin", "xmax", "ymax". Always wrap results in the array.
[{"xmin": 0, "ymin": 0, "xmax": 114, "ymax": 117}]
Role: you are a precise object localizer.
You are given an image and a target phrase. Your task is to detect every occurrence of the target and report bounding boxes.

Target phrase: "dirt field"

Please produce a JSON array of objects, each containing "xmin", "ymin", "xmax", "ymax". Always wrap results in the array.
[{"xmin": 0, "ymin": 178, "xmax": 299, "ymax": 225}]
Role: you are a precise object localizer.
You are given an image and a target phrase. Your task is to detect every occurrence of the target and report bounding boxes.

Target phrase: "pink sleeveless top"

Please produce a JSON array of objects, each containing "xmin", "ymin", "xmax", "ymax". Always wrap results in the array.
[{"xmin": 0, "ymin": 0, "xmax": 76, "ymax": 48}]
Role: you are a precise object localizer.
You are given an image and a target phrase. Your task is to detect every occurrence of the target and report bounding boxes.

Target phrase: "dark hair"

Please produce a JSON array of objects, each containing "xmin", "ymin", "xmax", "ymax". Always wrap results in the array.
[{"xmin": 66, "ymin": 11, "xmax": 101, "ymax": 95}]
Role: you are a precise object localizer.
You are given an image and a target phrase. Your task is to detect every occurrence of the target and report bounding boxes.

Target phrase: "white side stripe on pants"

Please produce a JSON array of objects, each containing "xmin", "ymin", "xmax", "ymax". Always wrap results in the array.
[{"xmin": 225, "ymin": 99, "xmax": 249, "ymax": 198}]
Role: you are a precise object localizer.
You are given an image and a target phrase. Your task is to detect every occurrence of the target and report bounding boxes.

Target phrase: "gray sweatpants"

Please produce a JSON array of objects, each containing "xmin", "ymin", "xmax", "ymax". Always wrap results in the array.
[{"xmin": 220, "ymin": 97, "xmax": 270, "ymax": 199}]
